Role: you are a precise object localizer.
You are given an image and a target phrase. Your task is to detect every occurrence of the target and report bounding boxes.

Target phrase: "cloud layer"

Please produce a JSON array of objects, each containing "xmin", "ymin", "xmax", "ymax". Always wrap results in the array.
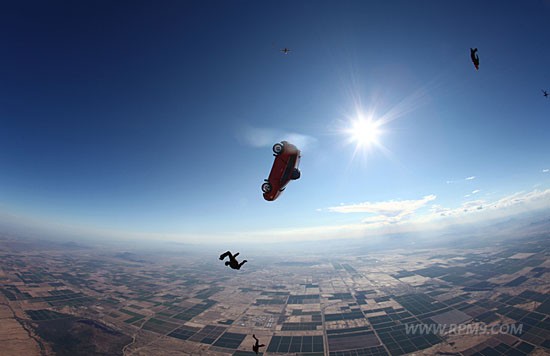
[
  {"xmin": 2, "ymin": 188, "xmax": 549, "ymax": 245},
  {"xmin": 236, "ymin": 189, "xmax": 550, "ymax": 243},
  {"xmin": 327, "ymin": 195, "xmax": 436, "ymax": 226},
  {"xmin": 308, "ymin": 189, "xmax": 550, "ymax": 242}
]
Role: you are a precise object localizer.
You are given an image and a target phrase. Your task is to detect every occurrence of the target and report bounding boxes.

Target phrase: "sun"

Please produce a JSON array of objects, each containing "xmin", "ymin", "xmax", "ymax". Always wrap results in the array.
[
  {"xmin": 337, "ymin": 109, "xmax": 392, "ymax": 165},
  {"xmin": 348, "ymin": 117, "xmax": 382, "ymax": 148}
]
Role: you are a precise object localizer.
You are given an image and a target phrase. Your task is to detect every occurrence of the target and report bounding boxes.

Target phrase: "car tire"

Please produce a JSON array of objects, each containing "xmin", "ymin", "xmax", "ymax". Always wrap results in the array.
[
  {"xmin": 272, "ymin": 143, "xmax": 284, "ymax": 154},
  {"xmin": 291, "ymin": 168, "xmax": 301, "ymax": 180},
  {"xmin": 261, "ymin": 182, "xmax": 272, "ymax": 193}
]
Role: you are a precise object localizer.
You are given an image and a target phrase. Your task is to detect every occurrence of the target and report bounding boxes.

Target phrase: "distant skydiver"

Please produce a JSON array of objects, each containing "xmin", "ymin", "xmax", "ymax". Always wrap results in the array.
[
  {"xmin": 280, "ymin": 47, "xmax": 291, "ymax": 55},
  {"xmin": 252, "ymin": 334, "xmax": 265, "ymax": 354},
  {"xmin": 470, "ymin": 48, "xmax": 479, "ymax": 70},
  {"xmin": 219, "ymin": 251, "xmax": 247, "ymax": 270},
  {"xmin": 542, "ymin": 89, "xmax": 549, "ymax": 98}
]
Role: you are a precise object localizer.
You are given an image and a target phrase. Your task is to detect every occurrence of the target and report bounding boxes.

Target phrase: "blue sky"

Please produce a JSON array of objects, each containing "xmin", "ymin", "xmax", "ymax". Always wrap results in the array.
[{"xmin": 1, "ymin": 1, "xmax": 549, "ymax": 244}]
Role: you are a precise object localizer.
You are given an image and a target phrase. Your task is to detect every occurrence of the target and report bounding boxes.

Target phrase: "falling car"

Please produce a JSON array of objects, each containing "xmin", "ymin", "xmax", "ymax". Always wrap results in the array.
[{"xmin": 261, "ymin": 141, "xmax": 301, "ymax": 201}]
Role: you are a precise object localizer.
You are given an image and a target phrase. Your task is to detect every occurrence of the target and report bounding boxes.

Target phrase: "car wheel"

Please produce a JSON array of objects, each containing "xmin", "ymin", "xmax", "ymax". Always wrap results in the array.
[
  {"xmin": 291, "ymin": 168, "xmax": 301, "ymax": 180},
  {"xmin": 261, "ymin": 182, "xmax": 272, "ymax": 193},
  {"xmin": 272, "ymin": 143, "xmax": 284, "ymax": 154}
]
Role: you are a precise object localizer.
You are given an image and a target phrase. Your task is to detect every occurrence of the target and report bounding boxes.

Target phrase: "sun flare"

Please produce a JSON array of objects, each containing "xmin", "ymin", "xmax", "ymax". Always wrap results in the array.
[{"xmin": 349, "ymin": 118, "xmax": 382, "ymax": 148}]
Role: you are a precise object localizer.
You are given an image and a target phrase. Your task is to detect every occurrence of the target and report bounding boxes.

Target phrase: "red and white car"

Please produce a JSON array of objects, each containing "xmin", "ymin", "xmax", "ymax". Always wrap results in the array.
[{"xmin": 262, "ymin": 141, "xmax": 301, "ymax": 201}]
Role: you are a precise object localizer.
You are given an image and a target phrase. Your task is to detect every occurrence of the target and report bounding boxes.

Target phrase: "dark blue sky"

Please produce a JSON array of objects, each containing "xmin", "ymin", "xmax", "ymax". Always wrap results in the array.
[{"xmin": 1, "ymin": 1, "xmax": 549, "ymax": 243}]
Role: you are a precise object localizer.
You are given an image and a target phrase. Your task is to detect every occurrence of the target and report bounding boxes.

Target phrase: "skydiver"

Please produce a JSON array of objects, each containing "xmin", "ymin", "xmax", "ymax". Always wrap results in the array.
[
  {"xmin": 542, "ymin": 90, "xmax": 549, "ymax": 98},
  {"xmin": 280, "ymin": 48, "xmax": 291, "ymax": 55},
  {"xmin": 252, "ymin": 334, "xmax": 265, "ymax": 355},
  {"xmin": 219, "ymin": 251, "xmax": 247, "ymax": 270},
  {"xmin": 470, "ymin": 48, "xmax": 479, "ymax": 70}
]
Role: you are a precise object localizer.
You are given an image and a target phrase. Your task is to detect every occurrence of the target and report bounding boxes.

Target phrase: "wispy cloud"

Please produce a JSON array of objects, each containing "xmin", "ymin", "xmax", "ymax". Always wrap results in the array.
[
  {"xmin": 327, "ymin": 195, "xmax": 436, "ymax": 214},
  {"xmin": 327, "ymin": 195, "xmax": 436, "ymax": 225},
  {"xmin": 236, "ymin": 126, "xmax": 317, "ymax": 151},
  {"xmin": 433, "ymin": 199, "xmax": 484, "ymax": 216},
  {"xmin": 543, "ymin": 169, "xmax": 549, "ymax": 173},
  {"xmin": 463, "ymin": 189, "xmax": 480, "ymax": 197},
  {"xmin": 447, "ymin": 176, "xmax": 476, "ymax": 184},
  {"xmin": 424, "ymin": 189, "xmax": 550, "ymax": 221}
]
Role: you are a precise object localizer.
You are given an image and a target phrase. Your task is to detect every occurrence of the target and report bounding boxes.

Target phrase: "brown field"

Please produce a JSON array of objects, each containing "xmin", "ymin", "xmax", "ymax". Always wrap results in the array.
[{"xmin": 0, "ymin": 304, "xmax": 41, "ymax": 356}]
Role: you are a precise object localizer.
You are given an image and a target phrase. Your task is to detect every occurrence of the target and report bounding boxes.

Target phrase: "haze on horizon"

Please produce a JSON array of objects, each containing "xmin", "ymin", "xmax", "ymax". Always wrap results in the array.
[{"xmin": 1, "ymin": 1, "xmax": 549, "ymax": 245}]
